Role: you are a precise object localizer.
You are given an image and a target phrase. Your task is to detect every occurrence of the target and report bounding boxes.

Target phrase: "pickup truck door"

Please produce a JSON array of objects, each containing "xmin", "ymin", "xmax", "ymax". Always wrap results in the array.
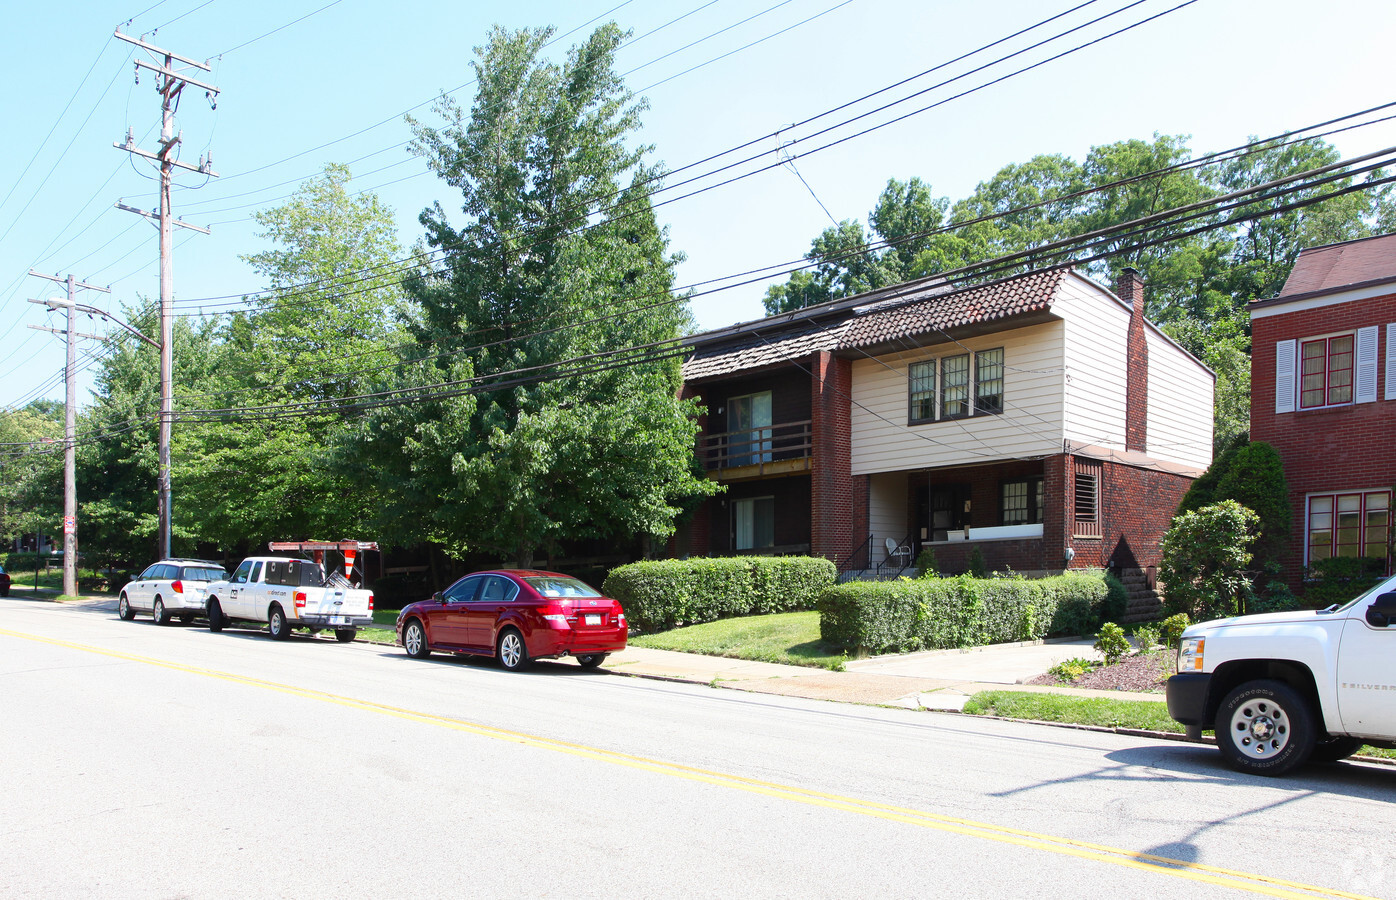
[
  {"xmin": 1336, "ymin": 595, "xmax": 1396, "ymax": 737},
  {"xmin": 223, "ymin": 560, "xmax": 254, "ymax": 617}
]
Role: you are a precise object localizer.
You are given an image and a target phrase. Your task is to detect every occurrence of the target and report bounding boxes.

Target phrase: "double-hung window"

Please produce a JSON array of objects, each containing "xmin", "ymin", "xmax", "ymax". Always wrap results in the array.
[
  {"xmin": 1001, "ymin": 477, "xmax": 1044, "ymax": 526},
  {"xmin": 1307, "ymin": 490, "xmax": 1390, "ymax": 567},
  {"xmin": 909, "ymin": 348, "xmax": 1004, "ymax": 424},
  {"xmin": 1300, "ymin": 335, "xmax": 1353, "ymax": 409},
  {"xmin": 908, "ymin": 361, "xmax": 936, "ymax": 424}
]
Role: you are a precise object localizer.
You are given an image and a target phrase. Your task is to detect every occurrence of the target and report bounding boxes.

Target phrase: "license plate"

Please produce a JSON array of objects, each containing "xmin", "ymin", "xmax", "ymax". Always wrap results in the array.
[
  {"xmin": 330, "ymin": 615, "xmax": 345, "ymax": 625},
  {"xmin": 584, "ymin": 614, "xmax": 601, "ymax": 626}
]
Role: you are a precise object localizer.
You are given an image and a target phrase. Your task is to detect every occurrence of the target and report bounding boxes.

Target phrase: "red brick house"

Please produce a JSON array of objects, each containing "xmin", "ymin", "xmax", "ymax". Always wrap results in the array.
[
  {"xmin": 675, "ymin": 265, "xmax": 1214, "ymax": 583},
  {"xmin": 1250, "ymin": 233, "xmax": 1396, "ymax": 588}
]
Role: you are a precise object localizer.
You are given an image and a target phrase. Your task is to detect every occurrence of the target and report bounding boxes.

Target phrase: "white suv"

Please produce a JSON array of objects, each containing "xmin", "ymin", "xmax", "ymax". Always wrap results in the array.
[{"xmin": 118, "ymin": 559, "xmax": 228, "ymax": 625}]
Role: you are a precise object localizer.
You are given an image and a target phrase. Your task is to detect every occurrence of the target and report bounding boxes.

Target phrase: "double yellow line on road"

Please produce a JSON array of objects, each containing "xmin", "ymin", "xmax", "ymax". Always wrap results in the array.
[{"xmin": 3, "ymin": 627, "xmax": 1376, "ymax": 900}]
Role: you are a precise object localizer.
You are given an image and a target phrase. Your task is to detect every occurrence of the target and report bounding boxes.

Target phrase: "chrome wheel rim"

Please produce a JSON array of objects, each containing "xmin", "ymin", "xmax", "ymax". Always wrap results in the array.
[
  {"xmin": 1230, "ymin": 698, "xmax": 1290, "ymax": 760},
  {"xmin": 154, "ymin": 600, "xmax": 164, "ymax": 623},
  {"xmin": 406, "ymin": 624, "xmax": 422, "ymax": 655},
  {"xmin": 500, "ymin": 633, "xmax": 521, "ymax": 668},
  {"xmin": 119, "ymin": 597, "xmax": 129, "ymax": 618}
]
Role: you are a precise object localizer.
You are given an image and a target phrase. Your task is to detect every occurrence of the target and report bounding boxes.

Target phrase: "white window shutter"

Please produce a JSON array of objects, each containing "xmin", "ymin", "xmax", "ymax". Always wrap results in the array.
[
  {"xmin": 1356, "ymin": 326, "xmax": 1378, "ymax": 403},
  {"xmin": 1275, "ymin": 339, "xmax": 1296, "ymax": 414},
  {"xmin": 1387, "ymin": 324, "xmax": 1396, "ymax": 400}
]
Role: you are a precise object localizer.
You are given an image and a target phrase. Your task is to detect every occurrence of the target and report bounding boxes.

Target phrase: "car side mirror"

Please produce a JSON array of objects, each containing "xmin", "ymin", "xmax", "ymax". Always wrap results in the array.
[
  {"xmin": 434, "ymin": 592, "xmax": 445, "ymax": 604},
  {"xmin": 1366, "ymin": 592, "xmax": 1396, "ymax": 627}
]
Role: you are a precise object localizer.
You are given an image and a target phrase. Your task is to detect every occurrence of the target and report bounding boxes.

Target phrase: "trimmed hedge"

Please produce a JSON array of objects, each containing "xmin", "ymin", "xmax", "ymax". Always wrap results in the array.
[
  {"xmin": 602, "ymin": 556, "xmax": 837, "ymax": 633},
  {"xmin": 818, "ymin": 570, "xmax": 1125, "ymax": 654}
]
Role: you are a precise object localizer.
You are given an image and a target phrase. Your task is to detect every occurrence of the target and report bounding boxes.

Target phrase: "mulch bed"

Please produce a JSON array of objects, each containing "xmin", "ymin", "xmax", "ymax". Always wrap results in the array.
[{"xmin": 1023, "ymin": 650, "xmax": 1174, "ymax": 692}]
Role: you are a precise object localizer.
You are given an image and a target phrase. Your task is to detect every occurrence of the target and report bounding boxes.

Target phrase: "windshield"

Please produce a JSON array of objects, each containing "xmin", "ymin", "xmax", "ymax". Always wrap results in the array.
[{"xmin": 524, "ymin": 576, "xmax": 601, "ymax": 598}]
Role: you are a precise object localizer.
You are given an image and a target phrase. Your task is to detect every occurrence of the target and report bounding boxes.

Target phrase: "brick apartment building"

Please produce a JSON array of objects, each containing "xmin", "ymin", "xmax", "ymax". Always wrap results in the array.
[
  {"xmin": 674, "ymin": 265, "xmax": 1214, "ymax": 581},
  {"xmin": 1250, "ymin": 233, "xmax": 1396, "ymax": 589}
]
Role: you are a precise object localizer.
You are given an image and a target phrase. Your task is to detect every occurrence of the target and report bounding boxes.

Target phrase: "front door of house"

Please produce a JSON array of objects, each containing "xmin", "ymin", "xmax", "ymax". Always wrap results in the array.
[
  {"xmin": 729, "ymin": 391, "xmax": 772, "ymax": 466},
  {"xmin": 929, "ymin": 483, "xmax": 970, "ymax": 542}
]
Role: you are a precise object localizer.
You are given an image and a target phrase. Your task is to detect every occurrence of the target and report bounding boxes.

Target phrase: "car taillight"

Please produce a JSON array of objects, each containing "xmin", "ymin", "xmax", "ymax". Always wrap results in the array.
[
  {"xmin": 368, "ymin": 593, "xmax": 374, "ymax": 612},
  {"xmin": 541, "ymin": 604, "xmax": 573, "ymax": 626},
  {"xmin": 294, "ymin": 591, "xmax": 307, "ymax": 610},
  {"xmin": 171, "ymin": 580, "xmax": 184, "ymax": 594}
]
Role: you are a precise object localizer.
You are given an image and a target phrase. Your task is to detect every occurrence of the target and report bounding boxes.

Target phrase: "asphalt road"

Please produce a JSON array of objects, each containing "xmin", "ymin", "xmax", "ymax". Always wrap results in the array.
[{"xmin": 3, "ymin": 597, "xmax": 1393, "ymax": 899}]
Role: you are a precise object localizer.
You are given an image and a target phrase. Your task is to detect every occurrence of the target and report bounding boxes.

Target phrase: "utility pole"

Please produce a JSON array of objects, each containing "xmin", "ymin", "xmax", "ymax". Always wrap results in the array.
[
  {"xmin": 113, "ymin": 28, "xmax": 218, "ymax": 560},
  {"xmin": 26, "ymin": 274, "xmax": 110, "ymax": 598}
]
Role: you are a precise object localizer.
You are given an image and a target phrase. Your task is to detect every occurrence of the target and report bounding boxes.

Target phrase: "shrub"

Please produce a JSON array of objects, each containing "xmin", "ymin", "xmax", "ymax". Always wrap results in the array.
[
  {"xmin": 603, "ymin": 556, "xmax": 836, "ymax": 633},
  {"xmin": 1048, "ymin": 657, "xmax": 1101, "ymax": 683},
  {"xmin": 1094, "ymin": 622, "xmax": 1129, "ymax": 665},
  {"xmin": 1158, "ymin": 500, "xmax": 1259, "ymax": 621},
  {"xmin": 1213, "ymin": 442, "xmax": 1290, "ymax": 565},
  {"xmin": 1160, "ymin": 613, "xmax": 1190, "ymax": 649},
  {"xmin": 967, "ymin": 546, "xmax": 988, "ymax": 578},
  {"xmin": 1132, "ymin": 623, "xmax": 1161, "ymax": 653},
  {"xmin": 817, "ymin": 569, "xmax": 1117, "ymax": 654},
  {"xmin": 914, "ymin": 547, "xmax": 938, "ymax": 578}
]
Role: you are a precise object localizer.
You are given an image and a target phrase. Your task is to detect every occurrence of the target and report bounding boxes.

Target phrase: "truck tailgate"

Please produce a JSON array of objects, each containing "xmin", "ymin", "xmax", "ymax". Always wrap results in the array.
[{"xmin": 305, "ymin": 588, "xmax": 371, "ymax": 620}]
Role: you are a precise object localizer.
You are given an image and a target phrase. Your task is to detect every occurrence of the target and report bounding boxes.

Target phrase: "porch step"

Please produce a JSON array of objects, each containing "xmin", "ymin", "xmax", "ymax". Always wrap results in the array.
[{"xmin": 1115, "ymin": 567, "xmax": 1163, "ymax": 624}]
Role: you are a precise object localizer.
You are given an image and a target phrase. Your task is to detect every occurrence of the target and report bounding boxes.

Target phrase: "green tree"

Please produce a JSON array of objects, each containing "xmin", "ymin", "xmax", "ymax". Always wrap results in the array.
[
  {"xmin": 0, "ymin": 401, "xmax": 64, "ymax": 545},
  {"xmin": 1159, "ymin": 500, "xmax": 1259, "ymax": 620},
  {"xmin": 176, "ymin": 163, "xmax": 406, "ymax": 550},
  {"xmin": 381, "ymin": 23, "xmax": 716, "ymax": 566}
]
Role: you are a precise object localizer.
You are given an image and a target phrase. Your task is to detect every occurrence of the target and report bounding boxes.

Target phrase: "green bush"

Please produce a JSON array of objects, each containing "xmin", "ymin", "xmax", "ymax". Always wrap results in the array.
[
  {"xmin": 967, "ymin": 546, "xmax": 988, "ymax": 578},
  {"xmin": 1094, "ymin": 622, "xmax": 1129, "ymax": 665},
  {"xmin": 603, "ymin": 556, "xmax": 836, "ymax": 633},
  {"xmin": 1048, "ymin": 657, "xmax": 1101, "ymax": 683},
  {"xmin": 817, "ymin": 569, "xmax": 1119, "ymax": 654},
  {"xmin": 1302, "ymin": 556, "xmax": 1387, "ymax": 608},
  {"xmin": 914, "ymin": 547, "xmax": 938, "ymax": 578},
  {"xmin": 1158, "ymin": 500, "xmax": 1259, "ymax": 621},
  {"xmin": 1160, "ymin": 613, "xmax": 1190, "ymax": 649},
  {"xmin": 1132, "ymin": 623, "xmax": 1161, "ymax": 652}
]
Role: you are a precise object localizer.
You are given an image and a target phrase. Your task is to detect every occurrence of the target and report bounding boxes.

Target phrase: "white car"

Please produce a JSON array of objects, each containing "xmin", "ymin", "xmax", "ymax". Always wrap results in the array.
[{"xmin": 118, "ymin": 559, "xmax": 228, "ymax": 625}]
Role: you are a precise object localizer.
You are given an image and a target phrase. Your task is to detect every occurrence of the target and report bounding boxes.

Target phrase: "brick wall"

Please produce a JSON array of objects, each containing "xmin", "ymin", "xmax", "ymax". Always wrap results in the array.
[
  {"xmin": 1119, "ymin": 268, "xmax": 1150, "ymax": 453},
  {"xmin": 1073, "ymin": 458, "xmax": 1191, "ymax": 570},
  {"xmin": 1251, "ymin": 291, "xmax": 1396, "ymax": 586},
  {"xmin": 811, "ymin": 351, "xmax": 857, "ymax": 563}
]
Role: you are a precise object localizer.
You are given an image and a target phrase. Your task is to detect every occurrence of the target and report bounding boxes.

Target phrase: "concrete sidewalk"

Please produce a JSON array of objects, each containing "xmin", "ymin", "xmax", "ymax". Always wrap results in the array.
[{"xmin": 603, "ymin": 639, "xmax": 1165, "ymax": 711}]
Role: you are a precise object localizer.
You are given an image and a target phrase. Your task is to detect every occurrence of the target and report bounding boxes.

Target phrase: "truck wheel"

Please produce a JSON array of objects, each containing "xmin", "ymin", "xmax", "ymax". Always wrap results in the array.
[
  {"xmin": 207, "ymin": 598, "xmax": 224, "ymax": 633},
  {"xmin": 268, "ymin": 605, "xmax": 291, "ymax": 641},
  {"xmin": 1215, "ymin": 680, "xmax": 1316, "ymax": 776},
  {"xmin": 118, "ymin": 595, "xmax": 135, "ymax": 621},
  {"xmin": 403, "ymin": 620, "xmax": 430, "ymax": 659},
  {"xmin": 335, "ymin": 628, "xmax": 357, "ymax": 643},
  {"xmin": 576, "ymin": 654, "xmax": 607, "ymax": 669},
  {"xmin": 1310, "ymin": 735, "xmax": 1364, "ymax": 763},
  {"xmin": 497, "ymin": 627, "xmax": 530, "ymax": 671},
  {"xmin": 152, "ymin": 598, "xmax": 169, "ymax": 626}
]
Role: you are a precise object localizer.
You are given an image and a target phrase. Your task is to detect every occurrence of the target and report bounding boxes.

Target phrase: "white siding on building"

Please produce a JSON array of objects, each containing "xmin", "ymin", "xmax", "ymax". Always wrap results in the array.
[
  {"xmin": 850, "ymin": 322, "xmax": 1065, "ymax": 476},
  {"xmin": 868, "ymin": 471, "xmax": 909, "ymax": 559},
  {"xmin": 1054, "ymin": 274, "xmax": 1130, "ymax": 451},
  {"xmin": 1145, "ymin": 328, "xmax": 1214, "ymax": 470}
]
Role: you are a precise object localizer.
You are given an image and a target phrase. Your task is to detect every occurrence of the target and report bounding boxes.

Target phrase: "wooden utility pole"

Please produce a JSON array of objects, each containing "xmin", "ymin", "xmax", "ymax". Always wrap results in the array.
[
  {"xmin": 113, "ymin": 28, "xmax": 218, "ymax": 560},
  {"xmin": 26, "ymin": 274, "xmax": 109, "ymax": 597}
]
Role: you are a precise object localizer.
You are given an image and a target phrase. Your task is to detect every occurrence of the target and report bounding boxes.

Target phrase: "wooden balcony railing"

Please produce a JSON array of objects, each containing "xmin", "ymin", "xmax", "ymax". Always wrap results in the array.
[{"xmin": 696, "ymin": 420, "xmax": 813, "ymax": 476}]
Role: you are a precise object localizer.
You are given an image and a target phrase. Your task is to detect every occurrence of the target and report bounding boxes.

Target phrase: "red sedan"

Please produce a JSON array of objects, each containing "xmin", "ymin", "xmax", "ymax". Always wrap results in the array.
[{"xmin": 396, "ymin": 570, "xmax": 627, "ymax": 671}]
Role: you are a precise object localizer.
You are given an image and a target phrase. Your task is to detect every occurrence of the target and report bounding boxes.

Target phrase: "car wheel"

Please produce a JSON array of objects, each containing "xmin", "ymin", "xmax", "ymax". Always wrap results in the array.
[
  {"xmin": 207, "ymin": 598, "xmax": 224, "ymax": 633},
  {"xmin": 497, "ymin": 627, "xmax": 530, "ymax": 671},
  {"xmin": 1215, "ymin": 679, "xmax": 1316, "ymax": 776},
  {"xmin": 335, "ymin": 628, "xmax": 357, "ymax": 643},
  {"xmin": 118, "ymin": 594, "xmax": 135, "ymax": 621},
  {"xmin": 403, "ymin": 620, "xmax": 431, "ymax": 659},
  {"xmin": 576, "ymin": 654, "xmax": 607, "ymax": 669},
  {"xmin": 152, "ymin": 598, "xmax": 169, "ymax": 626},
  {"xmin": 1310, "ymin": 735, "xmax": 1365, "ymax": 763},
  {"xmin": 268, "ymin": 604, "xmax": 291, "ymax": 641}
]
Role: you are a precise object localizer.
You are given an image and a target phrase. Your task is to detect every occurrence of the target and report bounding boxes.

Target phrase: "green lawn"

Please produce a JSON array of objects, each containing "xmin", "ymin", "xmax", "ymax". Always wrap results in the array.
[
  {"xmin": 356, "ymin": 609, "xmax": 400, "ymax": 645},
  {"xmin": 962, "ymin": 690, "xmax": 1396, "ymax": 759},
  {"xmin": 629, "ymin": 610, "xmax": 847, "ymax": 670}
]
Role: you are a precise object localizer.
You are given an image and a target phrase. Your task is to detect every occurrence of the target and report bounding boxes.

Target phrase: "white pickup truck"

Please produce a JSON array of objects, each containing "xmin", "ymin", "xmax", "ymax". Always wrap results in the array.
[
  {"xmin": 204, "ymin": 541, "xmax": 377, "ymax": 643},
  {"xmin": 1166, "ymin": 576, "xmax": 1396, "ymax": 775}
]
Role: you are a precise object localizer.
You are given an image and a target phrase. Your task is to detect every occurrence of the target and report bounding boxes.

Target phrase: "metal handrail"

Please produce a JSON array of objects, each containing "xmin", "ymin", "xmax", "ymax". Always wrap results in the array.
[
  {"xmin": 836, "ymin": 534, "xmax": 873, "ymax": 584},
  {"xmin": 696, "ymin": 419, "xmax": 813, "ymax": 471}
]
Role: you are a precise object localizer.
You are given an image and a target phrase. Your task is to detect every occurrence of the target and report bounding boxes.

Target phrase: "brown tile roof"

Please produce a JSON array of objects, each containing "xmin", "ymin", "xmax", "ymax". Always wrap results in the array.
[
  {"xmin": 682, "ymin": 267, "xmax": 1071, "ymax": 381},
  {"xmin": 841, "ymin": 268, "xmax": 1066, "ymax": 348},
  {"xmin": 1277, "ymin": 232, "xmax": 1396, "ymax": 298}
]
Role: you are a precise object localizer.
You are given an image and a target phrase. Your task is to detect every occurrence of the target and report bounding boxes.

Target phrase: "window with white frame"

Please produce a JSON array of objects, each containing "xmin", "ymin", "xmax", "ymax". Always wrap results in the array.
[
  {"xmin": 1306, "ymin": 490, "xmax": 1390, "ymax": 568},
  {"xmin": 1276, "ymin": 327, "xmax": 1379, "ymax": 412},
  {"xmin": 907, "ymin": 348, "xmax": 1005, "ymax": 424},
  {"xmin": 733, "ymin": 496, "xmax": 775, "ymax": 551}
]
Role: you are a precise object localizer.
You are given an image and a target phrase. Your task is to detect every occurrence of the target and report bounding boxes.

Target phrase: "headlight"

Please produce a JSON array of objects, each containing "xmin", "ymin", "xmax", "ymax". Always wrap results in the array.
[{"xmin": 1178, "ymin": 637, "xmax": 1205, "ymax": 672}]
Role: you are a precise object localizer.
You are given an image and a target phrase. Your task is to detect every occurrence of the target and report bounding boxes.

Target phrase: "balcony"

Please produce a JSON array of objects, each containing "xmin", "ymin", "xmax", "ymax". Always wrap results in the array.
[{"xmin": 696, "ymin": 420, "xmax": 813, "ymax": 481}]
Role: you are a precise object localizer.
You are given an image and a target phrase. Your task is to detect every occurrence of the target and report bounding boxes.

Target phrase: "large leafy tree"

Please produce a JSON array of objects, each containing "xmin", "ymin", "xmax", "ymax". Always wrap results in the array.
[
  {"xmin": 177, "ymin": 163, "xmax": 406, "ymax": 550},
  {"xmin": 375, "ymin": 23, "xmax": 716, "ymax": 567},
  {"xmin": 0, "ymin": 401, "xmax": 64, "ymax": 546}
]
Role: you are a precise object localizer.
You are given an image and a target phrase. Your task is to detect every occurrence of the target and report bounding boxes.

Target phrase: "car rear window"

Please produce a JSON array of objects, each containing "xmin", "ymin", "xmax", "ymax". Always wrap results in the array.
[
  {"xmin": 523, "ymin": 576, "xmax": 601, "ymax": 598},
  {"xmin": 181, "ymin": 566, "xmax": 226, "ymax": 582}
]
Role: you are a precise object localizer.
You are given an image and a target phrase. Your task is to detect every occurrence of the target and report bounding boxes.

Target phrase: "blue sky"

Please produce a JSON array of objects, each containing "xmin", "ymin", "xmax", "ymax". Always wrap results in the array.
[{"xmin": 4, "ymin": 0, "xmax": 1396, "ymax": 410}]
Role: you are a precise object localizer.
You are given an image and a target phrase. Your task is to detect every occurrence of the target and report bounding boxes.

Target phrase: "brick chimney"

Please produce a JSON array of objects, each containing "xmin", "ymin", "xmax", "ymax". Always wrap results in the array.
[{"xmin": 1118, "ymin": 268, "xmax": 1148, "ymax": 453}]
